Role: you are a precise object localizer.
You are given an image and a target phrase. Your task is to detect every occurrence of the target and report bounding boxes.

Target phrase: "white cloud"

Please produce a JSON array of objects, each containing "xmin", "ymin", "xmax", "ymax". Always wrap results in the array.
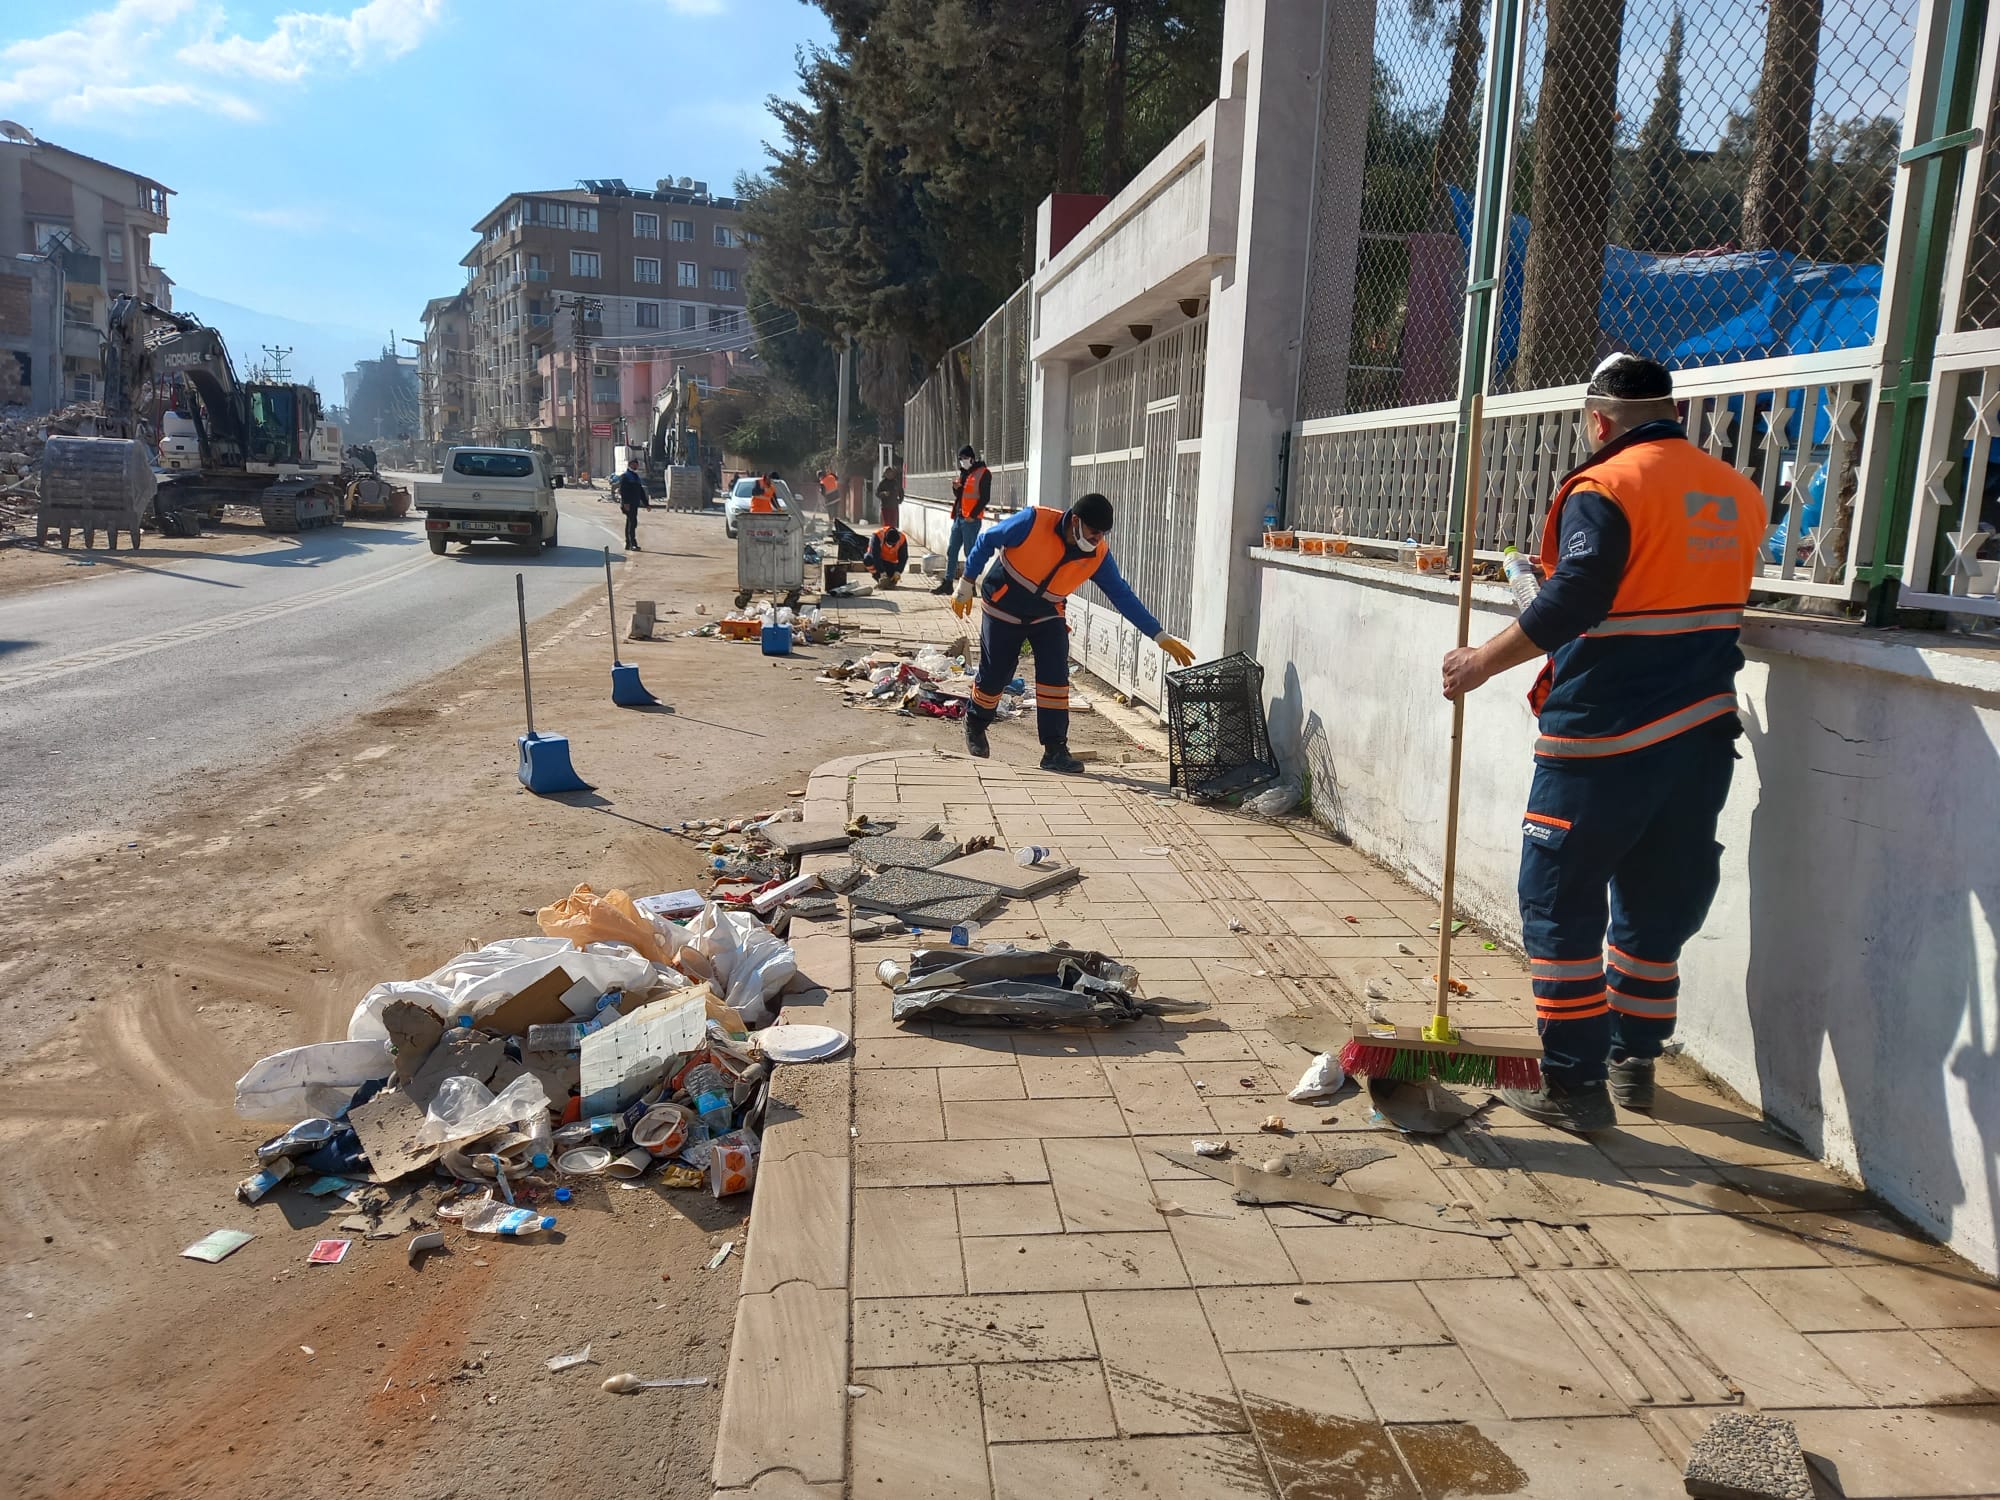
[
  {"xmin": 663, "ymin": 0, "xmax": 728, "ymax": 15},
  {"xmin": 0, "ymin": 0, "xmax": 447, "ymax": 127}
]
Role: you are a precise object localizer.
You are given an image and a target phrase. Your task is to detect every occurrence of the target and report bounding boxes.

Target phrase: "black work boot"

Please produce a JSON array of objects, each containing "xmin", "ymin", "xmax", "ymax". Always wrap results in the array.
[
  {"xmin": 1608, "ymin": 1055, "xmax": 1656, "ymax": 1112},
  {"xmin": 1039, "ymin": 744, "xmax": 1087, "ymax": 775},
  {"xmin": 964, "ymin": 718, "xmax": 991, "ymax": 759},
  {"xmin": 1497, "ymin": 1080, "xmax": 1616, "ymax": 1134},
  {"xmin": 931, "ymin": 577, "xmax": 954, "ymax": 596}
]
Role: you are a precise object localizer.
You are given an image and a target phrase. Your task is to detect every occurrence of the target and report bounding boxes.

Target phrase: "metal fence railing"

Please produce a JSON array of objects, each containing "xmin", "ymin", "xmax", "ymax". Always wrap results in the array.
[
  {"xmin": 903, "ymin": 281, "xmax": 1032, "ymax": 489},
  {"xmin": 1287, "ymin": 0, "xmax": 1933, "ymax": 611}
]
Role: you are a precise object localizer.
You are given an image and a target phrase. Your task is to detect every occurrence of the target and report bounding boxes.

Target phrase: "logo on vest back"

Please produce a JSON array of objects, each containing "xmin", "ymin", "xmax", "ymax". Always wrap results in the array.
[
  {"xmin": 1683, "ymin": 489, "xmax": 1745, "ymax": 558},
  {"xmin": 1684, "ymin": 490, "xmax": 1738, "ymax": 521}
]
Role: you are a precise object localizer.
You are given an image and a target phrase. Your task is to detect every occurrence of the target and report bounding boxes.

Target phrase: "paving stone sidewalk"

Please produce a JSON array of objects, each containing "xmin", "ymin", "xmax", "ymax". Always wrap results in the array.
[{"xmin": 710, "ymin": 636, "xmax": 2000, "ymax": 1500}]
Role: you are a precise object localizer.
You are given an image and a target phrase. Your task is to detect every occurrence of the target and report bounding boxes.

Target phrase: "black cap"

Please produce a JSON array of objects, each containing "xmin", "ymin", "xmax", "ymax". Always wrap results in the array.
[
  {"xmin": 1586, "ymin": 353, "xmax": 1674, "ymax": 400},
  {"xmin": 1073, "ymin": 492, "xmax": 1114, "ymax": 532},
  {"xmin": 958, "ymin": 445, "xmax": 977, "ymax": 460}
]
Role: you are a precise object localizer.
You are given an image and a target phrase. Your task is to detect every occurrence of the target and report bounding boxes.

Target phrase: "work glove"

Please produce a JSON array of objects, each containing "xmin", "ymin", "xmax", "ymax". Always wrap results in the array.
[
  {"xmin": 951, "ymin": 578, "xmax": 976, "ymax": 620},
  {"xmin": 1156, "ymin": 632, "xmax": 1196, "ymax": 667}
]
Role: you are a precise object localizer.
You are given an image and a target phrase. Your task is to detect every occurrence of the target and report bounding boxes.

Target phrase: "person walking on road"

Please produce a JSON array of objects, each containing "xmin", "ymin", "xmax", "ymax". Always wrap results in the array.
[
  {"xmin": 1440, "ymin": 355, "xmax": 1767, "ymax": 1133},
  {"xmin": 615, "ymin": 460, "xmax": 650, "ymax": 551},
  {"xmin": 953, "ymin": 492, "xmax": 1194, "ymax": 774},
  {"xmin": 935, "ymin": 445, "xmax": 990, "ymax": 594}
]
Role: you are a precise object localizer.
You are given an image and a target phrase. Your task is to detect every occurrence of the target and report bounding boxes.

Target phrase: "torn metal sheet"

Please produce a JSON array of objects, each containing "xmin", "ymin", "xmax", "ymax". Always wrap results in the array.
[
  {"xmin": 850, "ymin": 867, "xmax": 1004, "ymax": 929},
  {"xmin": 1228, "ymin": 1162, "xmax": 1508, "ymax": 1239},
  {"xmin": 891, "ymin": 947, "xmax": 1204, "ymax": 1028}
]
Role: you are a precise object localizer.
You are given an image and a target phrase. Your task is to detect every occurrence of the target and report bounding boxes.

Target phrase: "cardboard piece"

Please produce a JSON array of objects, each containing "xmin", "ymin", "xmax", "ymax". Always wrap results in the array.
[
  {"xmin": 629, "ymin": 600, "xmax": 657, "ymax": 640},
  {"xmin": 1366, "ymin": 1076, "xmax": 1487, "ymax": 1135},
  {"xmin": 382, "ymin": 1001, "xmax": 446, "ymax": 1086},
  {"xmin": 933, "ymin": 848, "xmax": 1081, "ymax": 898},
  {"xmin": 406, "ymin": 1031, "xmax": 504, "ymax": 1108},
  {"xmin": 636, "ymin": 889, "xmax": 705, "ymax": 921},
  {"xmin": 475, "ymin": 966, "xmax": 576, "ymax": 1037},
  {"xmin": 578, "ymin": 990, "xmax": 707, "ymax": 1115},
  {"xmin": 181, "ymin": 1229, "xmax": 254, "ymax": 1263},
  {"xmin": 765, "ymin": 821, "xmax": 854, "ymax": 855},
  {"xmin": 348, "ymin": 1087, "xmax": 448, "ymax": 1182}
]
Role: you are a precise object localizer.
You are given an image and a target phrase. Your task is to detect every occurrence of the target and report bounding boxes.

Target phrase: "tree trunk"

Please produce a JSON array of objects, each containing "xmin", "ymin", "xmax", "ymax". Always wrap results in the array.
[
  {"xmin": 1056, "ymin": 0, "xmax": 1089, "ymax": 193},
  {"xmin": 1426, "ymin": 0, "xmax": 1487, "ymax": 231},
  {"xmin": 1516, "ymin": 0, "xmax": 1627, "ymax": 388},
  {"xmin": 1740, "ymin": 0, "xmax": 1823, "ymax": 253},
  {"xmin": 1101, "ymin": 0, "xmax": 1131, "ymax": 197}
]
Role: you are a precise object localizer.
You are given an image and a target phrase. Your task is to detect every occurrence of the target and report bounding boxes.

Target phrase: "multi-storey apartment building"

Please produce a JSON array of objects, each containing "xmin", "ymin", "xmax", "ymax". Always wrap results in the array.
[
  {"xmin": 0, "ymin": 125, "xmax": 172, "ymax": 411},
  {"xmin": 417, "ymin": 290, "xmax": 471, "ymax": 446},
  {"xmin": 458, "ymin": 177, "xmax": 748, "ymax": 458}
]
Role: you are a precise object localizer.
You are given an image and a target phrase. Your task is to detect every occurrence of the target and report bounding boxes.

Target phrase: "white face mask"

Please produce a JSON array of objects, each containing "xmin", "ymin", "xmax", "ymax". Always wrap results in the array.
[
  {"xmin": 1071, "ymin": 521, "xmax": 1099, "ymax": 552},
  {"xmin": 959, "ymin": 458, "xmax": 973, "ymax": 471}
]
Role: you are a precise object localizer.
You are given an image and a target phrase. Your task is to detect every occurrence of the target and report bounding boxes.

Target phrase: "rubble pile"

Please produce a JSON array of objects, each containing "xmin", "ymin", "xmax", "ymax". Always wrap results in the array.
[
  {"xmin": 1, "ymin": 402, "xmax": 107, "ymax": 545},
  {"xmin": 813, "ymin": 637, "xmax": 1059, "ymax": 723}
]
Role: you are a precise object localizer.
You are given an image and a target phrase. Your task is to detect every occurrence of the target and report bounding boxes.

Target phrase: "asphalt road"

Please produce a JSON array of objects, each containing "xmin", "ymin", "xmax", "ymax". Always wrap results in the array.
[{"xmin": 0, "ymin": 483, "xmax": 631, "ymax": 867}]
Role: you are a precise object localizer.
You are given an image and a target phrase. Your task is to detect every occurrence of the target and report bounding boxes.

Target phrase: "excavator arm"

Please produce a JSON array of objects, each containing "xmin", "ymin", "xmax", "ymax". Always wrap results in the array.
[{"xmin": 102, "ymin": 295, "xmax": 248, "ymax": 464}]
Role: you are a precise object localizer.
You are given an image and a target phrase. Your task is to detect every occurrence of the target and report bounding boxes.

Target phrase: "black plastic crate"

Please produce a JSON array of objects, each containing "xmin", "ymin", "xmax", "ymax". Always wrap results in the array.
[{"xmin": 1164, "ymin": 652, "xmax": 1281, "ymax": 800}]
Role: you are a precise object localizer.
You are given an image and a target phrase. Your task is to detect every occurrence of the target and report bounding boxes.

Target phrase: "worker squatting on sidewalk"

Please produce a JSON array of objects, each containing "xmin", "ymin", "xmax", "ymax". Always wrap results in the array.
[
  {"xmin": 1441, "ymin": 354, "xmax": 1768, "ymax": 1133},
  {"xmin": 952, "ymin": 492, "xmax": 1194, "ymax": 774}
]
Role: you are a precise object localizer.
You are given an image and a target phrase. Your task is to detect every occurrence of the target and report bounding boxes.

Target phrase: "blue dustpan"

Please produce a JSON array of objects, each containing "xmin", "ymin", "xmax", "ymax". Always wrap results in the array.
[
  {"xmin": 603, "ymin": 547, "xmax": 660, "ymax": 707},
  {"xmin": 513, "ymin": 573, "xmax": 591, "ymax": 796}
]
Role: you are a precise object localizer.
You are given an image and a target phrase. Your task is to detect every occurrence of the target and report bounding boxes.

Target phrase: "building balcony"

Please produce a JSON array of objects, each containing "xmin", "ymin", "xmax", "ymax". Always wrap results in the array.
[{"xmin": 527, "ymin": 268, "xmax": 551, "ymax": 282}]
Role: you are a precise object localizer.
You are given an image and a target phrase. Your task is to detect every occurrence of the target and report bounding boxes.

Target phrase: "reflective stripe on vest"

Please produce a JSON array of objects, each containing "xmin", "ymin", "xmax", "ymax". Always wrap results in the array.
[
  {"xmin": 1532, "ymin": 693, "xmax": 1740, "ymax": 759},
  {"xmin": 1584, "ymin": 607, "xmax": 1746, "ymax": 636},
  {"xmin": 955, "ymin": 464, "xmax": 989, "ymax": 520},
  {"xmin": 995, "ymin": 507, "xmax": 1104, "ymax": 606}
]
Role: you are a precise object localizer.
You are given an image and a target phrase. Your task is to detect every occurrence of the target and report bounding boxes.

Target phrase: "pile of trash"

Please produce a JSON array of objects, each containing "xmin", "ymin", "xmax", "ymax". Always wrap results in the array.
[
  {"xmin": 814, "ymin": 637, "xmax": 1058, "ymax": 723},
  {"xmin": 223, "ymin": 882, "xmax": 834, "ymax": 1261},
  {"xmin": 685, "ymin": 602, "xmax": 842, "ymax": 646},
  {"xmin": 2, "ymin": 402, "xmax": 112, "ymax": 545}
]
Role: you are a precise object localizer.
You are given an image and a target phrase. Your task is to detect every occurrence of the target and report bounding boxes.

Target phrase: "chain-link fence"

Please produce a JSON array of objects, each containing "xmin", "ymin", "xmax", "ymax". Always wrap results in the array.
[{"xmin": 904, "ymin": 282, "xmax": 1032, "ymax": 479}]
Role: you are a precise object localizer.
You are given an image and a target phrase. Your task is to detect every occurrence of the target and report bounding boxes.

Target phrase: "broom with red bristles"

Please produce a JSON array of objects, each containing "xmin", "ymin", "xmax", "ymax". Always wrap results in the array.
[{"xmin": 1340, "ymin": 393, "xmax": 1542, "ymax": 1093}]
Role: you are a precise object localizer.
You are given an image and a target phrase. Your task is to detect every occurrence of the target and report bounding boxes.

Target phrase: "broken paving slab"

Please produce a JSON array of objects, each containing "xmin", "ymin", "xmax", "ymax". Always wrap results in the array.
[
  {"xmin": 850, "ymin": 867, "xmax": 1004, "ymax": 929},
  {"xmin": 851, "ymin": 834, "xmax": 964, "ymax": 871},
  {"xmin": 764, "ymin": 820, "xmax": 855, "ymax": 855},
  {"xmin": 934, "ymin": 847, "xmax": 1081, "ymax": 898},
  {"xmin": 1682, "ymin": 1412, "xmax": 1813, "ymax": 1500}
]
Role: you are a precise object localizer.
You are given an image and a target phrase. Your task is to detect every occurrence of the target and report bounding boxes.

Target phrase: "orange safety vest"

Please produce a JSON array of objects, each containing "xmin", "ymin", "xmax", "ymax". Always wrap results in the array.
[
  {"xmin": 750, "ymin": 478, "xmax": 777, "ymax": 513},
  {"xmin": 819, "ymin": 472, "xmax": 839, "ymax": 497},
  {"xmin": 871, "ymin": 528, "xmax": 907, "ymax": 567},
  {"xmin": 953, "ymin": 463, "xmax": 990, "ymax": 521},
  {"xmin": 984, "ymin": 506, "xmax": 1104, "ymax": 620},
  {"xmin": 1528, "ymin": 431, "xmax": 1768, "ymax": 759}
]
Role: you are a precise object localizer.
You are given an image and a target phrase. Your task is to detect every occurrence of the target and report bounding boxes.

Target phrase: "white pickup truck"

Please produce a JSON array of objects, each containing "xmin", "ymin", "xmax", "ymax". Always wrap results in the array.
[{"xmin": 415, "ymin": 446, "xmax": 562, "ymax": 554}]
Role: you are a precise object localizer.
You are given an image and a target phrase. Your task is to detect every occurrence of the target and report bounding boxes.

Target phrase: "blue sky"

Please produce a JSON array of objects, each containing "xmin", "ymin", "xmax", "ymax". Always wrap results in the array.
[{"xmin": 0, "ymin": 0, "xmax": 830, "ymax": 388}]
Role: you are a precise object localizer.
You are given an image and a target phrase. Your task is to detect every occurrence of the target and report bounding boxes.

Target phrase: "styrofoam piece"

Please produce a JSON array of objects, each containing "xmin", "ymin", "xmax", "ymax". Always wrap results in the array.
[{"xmin": 756, "ymin": 1024, "xmax": 851, "ymax": 1063}]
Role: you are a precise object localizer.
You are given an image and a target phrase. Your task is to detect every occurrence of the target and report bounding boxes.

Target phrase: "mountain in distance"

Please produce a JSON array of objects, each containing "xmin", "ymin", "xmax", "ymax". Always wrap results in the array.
[{"xmin": 169, "ymin": 289, "xmax": 394, "ymax": 396}]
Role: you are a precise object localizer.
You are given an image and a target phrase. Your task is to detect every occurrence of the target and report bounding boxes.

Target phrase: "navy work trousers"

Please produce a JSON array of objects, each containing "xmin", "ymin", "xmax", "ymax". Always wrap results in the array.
[
  {"xmin": 1520, "ymin": 722, "xmax": 1737, "ymax": 1089},
  {"xmin": 968, "ymin": 609, "xmax": 1071, "ymax": 749}
]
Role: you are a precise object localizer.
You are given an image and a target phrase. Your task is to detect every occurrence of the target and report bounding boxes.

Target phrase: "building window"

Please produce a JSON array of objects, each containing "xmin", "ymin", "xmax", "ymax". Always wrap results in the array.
[
  {"xmin": 525, "ymin": 199, "xmax": 568, "ymax": 228},
  {"xmin": 105, "ymin": 232, "xmax": 124, "ymax": 263},
  {"xmin": 678, "ymin": 306, "xmax": 697, "ymax": 330},
  {"xmin": 582, "ymin": 302, "xmax": 602, "ymax": 323},
  {"xmin": 571, "ymin": 251, "xmax": 601, "ymax": 278},
  {"xmin": 636, "ymin": 301, "xmax": 661, "ymax": 329},
  {"xmin": 669, "ymin": 219, "xmax": 695, "ymax": 241},
  {"xmin": 708, "ymin": 308, "xmax": 725, "ymax": 329},
  {"xmin": 714, "ymin": 224, "xmax": 739, "ymax": 248},
  {"xmin": 633, "ymin": 256, "xmax": 662, "ymax": 284},
  {"xmin": 710, "ymin": 267, "xmax": 736, "ymax": 292},
  {"xmin": 72, "ymin": 372, "xmax": 96, "ymax": 402},
  {"xmin": 31, "ymin": 221, "xmax": 66, "ymax": 252},
  {"xmin": 677, "ymin": 261, "xmax": 699, "ymax": 288},
  {"xmin": 634, "ymin": 212, "xmax": 659, "ymax": 239},
  {"xmin": 574, "ymin": 206, "xmax": 598, "ymax": 233}
]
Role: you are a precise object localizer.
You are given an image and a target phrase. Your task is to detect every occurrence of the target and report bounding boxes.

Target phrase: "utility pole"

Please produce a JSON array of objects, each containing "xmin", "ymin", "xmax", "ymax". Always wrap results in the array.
[
  {"xmin": 562, "ymin": 295, "xmax": 602, "ymax": 479},
  {"xmin": 261, "ymin": 344, "xmax": 293, "ymax": 380},
  {"xmin": 835, "ymin": 333, "xmax": 852, "ymax": 474}
]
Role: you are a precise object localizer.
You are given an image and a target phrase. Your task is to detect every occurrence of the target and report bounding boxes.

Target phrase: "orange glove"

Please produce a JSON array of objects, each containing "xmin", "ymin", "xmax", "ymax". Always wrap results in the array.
[{"xmin": 1156, "ymin": 633, "xmax": 1195, "ymax": 667}]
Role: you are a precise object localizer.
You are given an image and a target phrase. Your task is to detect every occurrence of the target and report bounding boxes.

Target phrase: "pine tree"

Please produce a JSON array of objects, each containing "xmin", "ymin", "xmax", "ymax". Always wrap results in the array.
[{"xmin": 1631, "ymin": 7, "xmax": 1685, "ymax": 252}]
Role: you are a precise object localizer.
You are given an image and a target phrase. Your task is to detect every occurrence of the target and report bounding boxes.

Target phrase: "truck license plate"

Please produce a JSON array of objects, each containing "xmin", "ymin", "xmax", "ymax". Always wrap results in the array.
[{"xmin": 460, "ymin": 521, "xmax": 503, "ymax": 532}]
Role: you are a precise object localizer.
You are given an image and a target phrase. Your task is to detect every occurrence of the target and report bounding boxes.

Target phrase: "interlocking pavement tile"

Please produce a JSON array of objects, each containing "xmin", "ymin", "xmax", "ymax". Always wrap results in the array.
[
  {"xmin": 958, "ymin": 1182, "xmax": 1064, "ymax": 1237},
  {"xmin": 1094, "ymin": 1027, "xmax": 1256, "ymax": 1063},
  {"xmin": 1420, "ymin": 1278, "xmax": 1625, "ymax": 1417},
  {"xmin": 850, "ymin": 1364, "xmax": 992, "ymax": 1499},
  {"xmin": 1587, "ymin": 1212, "xmax": 1829, "ymax": 1271},
  {"xmin": 945, "ymin": 1096, "xmax": 1129, "ymax": 1140},
  {"xmin": 1775, "ymin": 1407, "xmax": 2000, "ymax": 1499},
  {"xmin": 1105, "ymin": 1060, "xmax": 1216, "ymax": 1134},
  {"xmin": 1016, "ymin": 1052, "xmax": 1113, "ymax": 1098},
  {"xmin": 1087, "ymin": 1288, "xmax": 1248, "ymax": 1434},
  {"xmin": 980, "ymin": 1359, "xmax": 1119, "ymax": 1442},
  {"xmin": 855, "ymin": 1066, "xmax": 945, "ymax": 1142},
  {"xmin": 1718, "ymin": 1159, "xmax": 1873, "ymax": 1214},
  {"xmin": 1045, "ymin": 1136, "xmax": 1164, "ymax": 1232},
  {"xmin": 1201, "ymin": 1282, "xmax": 1447, "ymax": 1352},
  {"xmin": 856, "ymin": 1138, "xmax": 1048, "ymax": 1188},
  {"xmin": 1157, "ymin": 1176, "xmax": 1300, "ymax": 1286},
  {"xmin": 1345, "ymin": 1345, "xmax": 1505, "ymax": 1423},
  {"xmin": 1840, "ymin": 1262, "xmax": 2000, "ymax": 1327},
  {"xmin": 852, "ymin": 1186, "xmax": 965, "ymax": 1297},
  {"xmin": 1230, "ymin": 1352, "xmax": 1419, "ymax": 1500},
  {"xmin": 938, "ymin": 1064, "xmax": 1029, "ymax": 1101},
  {"xmin": 712, "ymin": 1282, "xmax": 848, "ymax": 1488},
  {"xmin": 1923, "ymin": 1327, "xmax": 2000, "ymax": 1394},
  {"xmin": 1591, "ymin": 1124, "xmax": 1713, "ymax": 1171},
  {"xmin": 1393, "ymin": 1416, "xmax": 1686, "ymax": 1500},
  {"xmin": 852, "ymin": 1291, "xmax": 1097, "ymax": 1368},
  {"xmin": 857, "ymin": 1033, "xmax": 1016, "ymax": 1069},
  {"xmin": 1202, "ymin": 1090, "xmax": 1299, "ymax": 1133},
  {"xmin": 1225, "ymin": 1349, "xmax": 1373, "ymax": 1421},
  {"xmin": 1809, "ymin": 1330, "xmax": 1994, "ymax": 1406},
  {"xmin": 1755, "ymin": 1210, "xmax": 1955, "ymax": 1267},
  {"xmin": 989, "ymin": 1434, "xmax": 1275, "ymax": 1499},
  {"xmin": 964, "ymin": 1230, "xmax": 1188, "ymax": 1293},
  {"xmin": 1739, "ymin": 1267, "xmax": 1905, "ymax": 1332},
  {"xmin": 1637, "ymin": 1270, "xmax": 1867, "ymax": 1407},
  {"xmin": 738, "ymin": 1149, "xmax": 850, "ymax": 1294},
  {"xmin": 1276, "ymin": 1224, "xmax": 1512, "ymax": 1283},
  {"xmin": 1661, "ymin": 1118, "xmax": 1818, "ymax": 1167}
]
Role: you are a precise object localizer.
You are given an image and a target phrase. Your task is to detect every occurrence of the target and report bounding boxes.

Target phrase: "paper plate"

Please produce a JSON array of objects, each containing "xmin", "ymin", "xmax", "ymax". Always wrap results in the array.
[
  {"xmin": 757, "ymin": 1023, "xmax": 851, "ymax": 1063},
  {"xmin": 556, "ymin": 1146, "xmax": 612, "ymax": 1175}
]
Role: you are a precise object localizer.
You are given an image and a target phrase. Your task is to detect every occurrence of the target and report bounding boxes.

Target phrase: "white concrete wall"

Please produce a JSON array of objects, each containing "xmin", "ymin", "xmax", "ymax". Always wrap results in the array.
[{"xmin": 1252, "ymin": 550, "xmax": 2000, "ymax": 1275}]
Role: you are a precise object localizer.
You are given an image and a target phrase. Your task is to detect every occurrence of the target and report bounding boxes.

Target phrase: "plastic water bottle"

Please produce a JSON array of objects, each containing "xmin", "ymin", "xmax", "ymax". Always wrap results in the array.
[
  {"xmin": 1502, "ymin": 547, "xmax": 1540, "ymax": 611},
  {"xmin": 684, "ymin": 1063, "xmax": 735, "ymax": 1131},
  {"xmin": 528, "ymin": 1021, "xmax": 590, "ymax": 1050},
  {"xmin": 1015, "ymin": 846, "xmax": 1051, "ymax": 867},
  {"xmin": 466, "ymin": 1204, "xmax": 557, "ymax": 1237},
  {"xmin": 950, "ymin": 921, "xmax": 982, "ymax": 948}
]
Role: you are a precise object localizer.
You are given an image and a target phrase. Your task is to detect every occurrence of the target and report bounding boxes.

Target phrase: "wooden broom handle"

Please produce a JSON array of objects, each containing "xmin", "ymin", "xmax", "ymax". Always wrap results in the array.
[{"xmin": 1435, "ymin": 393, "xmax": 1485, "ymax": 1024}]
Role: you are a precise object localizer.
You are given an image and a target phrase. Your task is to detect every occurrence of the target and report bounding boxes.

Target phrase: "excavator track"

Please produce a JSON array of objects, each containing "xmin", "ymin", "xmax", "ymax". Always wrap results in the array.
[{"xmin": 259, "ymin": 479, "xmax": 343, "ymax": 532}]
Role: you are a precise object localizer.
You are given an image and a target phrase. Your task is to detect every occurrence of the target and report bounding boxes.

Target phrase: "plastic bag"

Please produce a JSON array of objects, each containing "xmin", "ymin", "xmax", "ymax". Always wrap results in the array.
[
  {"xmin": 422, "ymin": 1072, "xmax": 551, "ymax": 1146},
  {"xmin": 1245, "ymin": 776, "xmax": 1303, "ymax": 818},
  {"xmin": 346, "ymin": 936, "xmax": 657, "ymax": 1043},
  {"xmin": 1287, "ymin": 1051, "xmax": 1347, "ymax": 1102},
  {"xmin": 234, "ymin": 1039, "xmax": 394, "ymax": 1119},
  {"xmin": 678, "ymin": 902, "xmax": 795, "ymax": 1027},
  {"xmin": 538, "ymin": 885, "xmax": 675, "ymax": 966}
]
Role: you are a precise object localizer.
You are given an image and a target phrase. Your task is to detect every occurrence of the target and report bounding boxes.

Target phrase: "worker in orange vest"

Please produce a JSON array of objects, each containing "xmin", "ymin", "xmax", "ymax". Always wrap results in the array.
[
  {"xmin": 1441, "ymin": 355, "xmax": 1768, "ymax": 1133},
  {"xmin": 865, "ymin": 523, "xmax": 908, "ymax": 587},
  {"xmin": 953, "ymin": 492, "xmax": 1194, "ymax": 774},
  {"xmin": 935, "ymin": 445, "xmax": 990, "ymax": 594},
  {"xmin": 817, "ymin": 467, "xmax": 841, "ymax": 518},
  {"xmin": 749, "ymin": 472, "xmax": 779, "ymax": 513}
]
